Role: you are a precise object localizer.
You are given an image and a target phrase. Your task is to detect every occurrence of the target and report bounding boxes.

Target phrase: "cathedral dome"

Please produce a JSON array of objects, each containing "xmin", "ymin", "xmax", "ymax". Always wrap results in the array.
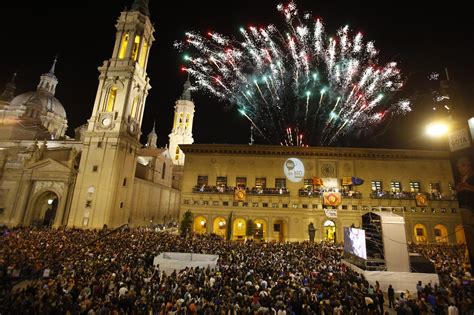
[
  {"xmin": 6, "ymin": 57, "xmax": 69, "ymax": 139},
  {"xmin": 10, "ymin": 90, "xmax": 67, "ymax": 119}
]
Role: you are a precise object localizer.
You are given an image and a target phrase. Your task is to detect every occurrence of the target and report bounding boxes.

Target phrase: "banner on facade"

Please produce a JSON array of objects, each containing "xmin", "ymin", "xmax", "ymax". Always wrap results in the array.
[
  {"xmin": 312, "ymin": 177, "xmax": 324, "ymax": 186},
  {"xmin": 234, "ymin": 189, "xmax": 246, "ymax": 201},
  {"xmin": 415, "ymin": 193, "xmax": 428, "ymax": 207},
  {"xmin": 323, "ymin": 192, "xmax": 342, "ymax": 206},
  {"xmin": 324, "ymin": 208, "xmax": 337, "ymax": 218},
  {"xmin": 342, "ymin": 177, "xmax": 353, "ymax": 186},
  {"xmin": 321, "ymin": 178, "xmax": 339, "ymax": 189},
  {"xmin": 448, "ymin": 128, "xmax": 471, "ymax": 152}
]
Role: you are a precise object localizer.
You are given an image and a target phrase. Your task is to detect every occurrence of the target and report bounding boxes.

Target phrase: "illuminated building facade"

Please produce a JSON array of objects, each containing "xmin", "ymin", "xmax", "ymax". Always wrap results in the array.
[{"xmin": 179, "ymin": 144, "xmax": 465, "ymax": 244}]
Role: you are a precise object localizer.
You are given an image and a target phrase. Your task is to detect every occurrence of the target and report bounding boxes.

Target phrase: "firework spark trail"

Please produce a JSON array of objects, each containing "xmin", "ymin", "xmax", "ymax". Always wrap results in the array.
[{"xmin": 177, "ymin": 1, "xmax": 410, "ymax": 146}]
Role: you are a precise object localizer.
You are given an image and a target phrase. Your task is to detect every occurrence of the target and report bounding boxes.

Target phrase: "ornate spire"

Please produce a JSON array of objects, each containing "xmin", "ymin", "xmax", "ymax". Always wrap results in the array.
[
  {"xmin": 49, "ymin": 55, "xmax": 58, "ymax": 74},
  {"xmin": 180, "ymin": 75, "xmax": 192, "ymax": 101},
  {"xmin": 146, "ymin": 121, "xmax": 158, "ymax": 148},
  {"xmin": 0, "ymin": 72, "xmax": 17, "ymax": 101},
  {"xmin": 131, "ymin": 0, "xmax": 150, "ymax": 16},
  {"xmin": 37, "ymin": 57, "xmax": 59, "ymax": 95}
]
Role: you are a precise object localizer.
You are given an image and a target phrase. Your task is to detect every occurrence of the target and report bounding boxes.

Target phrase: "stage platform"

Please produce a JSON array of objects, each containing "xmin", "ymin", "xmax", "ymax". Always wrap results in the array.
[
  {"xmin": 343, "ymin": 260, "xmax": 439, "ymax": 294},
  {"xmin": 153, "ymin": 252, "xmax": 219, "ymax": 274}
]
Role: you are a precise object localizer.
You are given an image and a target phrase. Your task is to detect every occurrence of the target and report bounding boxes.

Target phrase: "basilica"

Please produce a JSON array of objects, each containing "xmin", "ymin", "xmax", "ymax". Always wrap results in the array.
[
  {"xmin": 0, "ymin": 0, "xmax": 467, "ymax": 245},
  {"xmin": 0, "ymin": 1, "xmax": 192, "ymax": 229}
]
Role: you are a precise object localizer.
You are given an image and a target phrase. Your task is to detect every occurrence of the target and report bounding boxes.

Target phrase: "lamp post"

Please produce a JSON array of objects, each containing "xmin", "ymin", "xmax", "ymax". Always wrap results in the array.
[{"xmin": 426, "ymin": 116, "xmax": 474, "ymax": 270}]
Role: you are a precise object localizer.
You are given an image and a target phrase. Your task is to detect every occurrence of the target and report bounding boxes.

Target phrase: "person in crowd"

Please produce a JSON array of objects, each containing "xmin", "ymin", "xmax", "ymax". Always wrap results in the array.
[{"xmin": 0, "ymin": 226, "xmax": 472, "ymax": 314}]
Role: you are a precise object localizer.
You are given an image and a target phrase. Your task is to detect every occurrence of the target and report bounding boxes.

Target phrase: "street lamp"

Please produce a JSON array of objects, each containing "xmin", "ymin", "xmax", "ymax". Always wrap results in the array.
[{"xmin": 425, "ymin": 121, "xmax": 449, "ymax": 137}]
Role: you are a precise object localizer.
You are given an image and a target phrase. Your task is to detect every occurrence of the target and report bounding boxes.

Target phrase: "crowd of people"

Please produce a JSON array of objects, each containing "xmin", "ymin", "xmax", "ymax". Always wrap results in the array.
[{"xmin": 0, "ymin": 226, "xmax": 472, "ymax": 314}]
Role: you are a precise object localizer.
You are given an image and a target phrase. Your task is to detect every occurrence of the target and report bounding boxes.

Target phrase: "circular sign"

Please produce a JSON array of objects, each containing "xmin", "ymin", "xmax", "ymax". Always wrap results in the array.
[{"xmin": 283, "ymin": 158, "xmax": 305, "ymax": 183}]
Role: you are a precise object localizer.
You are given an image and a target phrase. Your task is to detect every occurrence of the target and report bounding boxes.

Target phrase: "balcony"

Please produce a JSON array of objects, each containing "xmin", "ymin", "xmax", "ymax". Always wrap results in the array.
[
  {"xmin": 192, "ymin": 186, "xmax": 290, "ymax": 196},
  {"xmin": 370, "ymin": 191, "xmax": 456, "ymax": 201},
  {"xmin": 248, "ymin": 187, "xmax": 290, "ymax": 196},
  {"xmin": 298, "ymin": 189, "xmax": 362, "ymax": 199},
  {"xmin": 192, "ymin": 185, "xmax": 234, "ymax": 194}
]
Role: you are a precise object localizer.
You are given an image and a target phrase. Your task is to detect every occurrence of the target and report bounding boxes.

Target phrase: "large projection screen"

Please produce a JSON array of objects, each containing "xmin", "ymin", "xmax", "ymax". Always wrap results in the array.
[{"xmin": 344, "ymin": 227, "xmax": 367, "ymax": 259}]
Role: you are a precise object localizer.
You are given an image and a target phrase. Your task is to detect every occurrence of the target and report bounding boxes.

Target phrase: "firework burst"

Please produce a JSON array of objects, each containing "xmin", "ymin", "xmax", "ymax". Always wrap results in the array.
[{"xmin": 177, "ymin": 1, "xmax": 411, "ymax": 146}]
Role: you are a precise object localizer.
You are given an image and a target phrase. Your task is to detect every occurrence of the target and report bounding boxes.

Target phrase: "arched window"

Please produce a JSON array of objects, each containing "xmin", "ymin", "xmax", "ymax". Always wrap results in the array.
[
  {"xmin": 131, "ymin": 35, "xmax": 140, "ymax": 61},
  {"xmin": 413, "ymin": 223, "xmax": 428, "ymax": 244},
  {"xmin": 172, "ymin": 112, "xmax": 178, "ymax": 130},
  {"xmin": 175, "ymin": 146, "xmax": 180, "ymax": 161},
  {"xmin": 106, "ymin": 87, "xmax": 117, "ymax": 112},
  {"xmin": 130, "ymin": 96, "xmax": 139, "ymax": 119},
  {"xmin": 434, "ymin": 224, "xmax": 448, "ymax": 243},
  {"xmin": 162, "ymin": 162, "xmax": 166, "ymax": 180},
  {"xmin": 139, "ymin": 40, "xmax": 148, "ymax": 67},
  {"xmin": 185, "ymin": 113, "xmax": 190, "ymax": 130},
  {"xmin": 118, "ymin": 33, "xmax": 129, "ymax": 59}
]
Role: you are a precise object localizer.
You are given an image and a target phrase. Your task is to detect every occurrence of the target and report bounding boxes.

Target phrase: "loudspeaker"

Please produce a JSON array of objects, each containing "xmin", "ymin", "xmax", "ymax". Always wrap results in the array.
[{"xmin": 362, "ymin": 212, "xmax": 410, "ymax": 272}]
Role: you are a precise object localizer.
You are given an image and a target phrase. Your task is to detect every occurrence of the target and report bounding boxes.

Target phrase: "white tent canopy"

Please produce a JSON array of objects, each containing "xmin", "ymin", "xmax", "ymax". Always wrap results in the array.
[{"xmin": 153, "ymin": 252, "xmax": 219, "ymax": 274}]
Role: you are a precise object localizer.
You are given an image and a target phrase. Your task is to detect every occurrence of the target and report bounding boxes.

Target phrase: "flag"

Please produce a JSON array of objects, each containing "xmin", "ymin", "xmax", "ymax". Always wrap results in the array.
[
  {"xmin": 312, "ymin": 177, "xmax": 324, "ymax": 186},
  {"xmin": 342, "ymin": 177, "xmax": 353, "ymax": 186},
  {"xmin": 352, "ymin": 176, "xmax": 364, "ymax": 186},
  {"xmin": 323, "ymin": 192, "xmax": 342, "ymax": 206}
]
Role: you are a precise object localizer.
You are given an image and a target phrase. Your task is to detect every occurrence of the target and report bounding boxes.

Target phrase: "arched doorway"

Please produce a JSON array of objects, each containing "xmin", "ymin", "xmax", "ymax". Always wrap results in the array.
[
  {"xmin": 323, "ymin": 220, "xmax": 336, "ymax": 242},
  {"xmin": 455, "ymin": 225, "xmax": 466, "ymax": 244},
  {"xmin": 213, "ymin": 217, "xmax": 227, "ymax": 238},
  {"xmin": 193, "ymin": 216, "xmax": 207, "ymax": 234},
  {"xmin": 273, "ymin": 219, "xmax": 285, "ymax": 242},
  {"xmin": 434, "ymin": 224, "xmax": 448, "ymax": 243},
  {"xmin": 253, "ymin": 218, "xmax": 267, "ymax": 241},
  {"xmin": 413, "ymin": 223, "xmax": 428, "ymax": 244},
  {"xmin": 31, "ymin": 191, "xmax": 59, "ymax": 227},
  {"xmin": 232, "ymin": 218, "xmax": 246, "ymax": 241}
]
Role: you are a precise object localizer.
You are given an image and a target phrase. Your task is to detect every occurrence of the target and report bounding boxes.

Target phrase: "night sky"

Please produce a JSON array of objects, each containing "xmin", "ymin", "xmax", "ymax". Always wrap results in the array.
[{"xmin": 0, "ymin": 1, "xmax": 472, "ymax": 150}]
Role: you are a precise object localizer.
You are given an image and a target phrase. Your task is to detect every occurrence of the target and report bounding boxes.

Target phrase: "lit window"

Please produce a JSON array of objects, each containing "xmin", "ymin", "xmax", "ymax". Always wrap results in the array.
[
  {"xmin": 216, "ymin": 176, "xmax": 227, "ymax": 187},
  {"xmin": 118, "ymin": 33, "xmax": 129, "ymax": 59},
  {"xmin": 275, "ymin": 178, "xmax": 286, "ymax": 188},
  {"xmin": 236, "ymin": 177, "xmax": 247, "ymax": 189},
  {"xmin": 390, "ymin": 181, "xmax": 401, "ymax": 193},
  {"xmin": 197, "ymin": 176, "xmax": 208, "ymax": 186},
  {"xmin": 185, "ymin": 114, "xmax": 190, "ymax": 129},
  {"xmin": 410, "ymin": 181, "xmax": 420, "ymax": 192},
  {"xmin": 304, "ymin": 179, "xmax": 313, "ymax": 188},
  {"xmin": 138, "ymin": 40, "xmax": 148, "ymax": 67},
  {"xmin": 371, "ymin": 181, "xmax": 382, "ymax": 191},
  {"xmin": 106, "ymin": 87, "xmax": 117, "ymax": 112},
  {"xmin": 131, "ymin": 35, "xmax": 140, "ymax": 61},
  {"xmin": 255, "ymin": 178, "xmax": 266, "ymax": 189},
  {"xmin": 131, "ymin": 96, "xmax": 139, "ymax": 119}
]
